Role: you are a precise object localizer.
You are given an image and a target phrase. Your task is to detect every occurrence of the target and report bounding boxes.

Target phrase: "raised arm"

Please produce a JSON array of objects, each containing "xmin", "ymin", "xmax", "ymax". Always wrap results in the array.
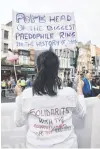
[{"xmin": 73, "ymin": 75, "xmax": 86, "ymax": 118}]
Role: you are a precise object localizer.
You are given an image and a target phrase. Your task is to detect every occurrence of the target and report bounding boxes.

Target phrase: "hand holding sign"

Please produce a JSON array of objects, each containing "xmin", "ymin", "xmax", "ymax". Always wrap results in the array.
[
  {"xmin": 77, "ymin": 73, "xmax": 84, "ymax": 95},
  {"xmin": 15, "ymin": 84, "xmax": 22, "ymax": 96}
]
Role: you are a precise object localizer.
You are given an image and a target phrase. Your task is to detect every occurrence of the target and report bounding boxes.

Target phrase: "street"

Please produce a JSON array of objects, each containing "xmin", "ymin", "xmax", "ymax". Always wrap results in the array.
[
  {"xmin": 1, "ymin": 90, "xmax": 16, "ymax": 103},
  {"xmin": 1, "ymin": 97, "xmax": 100, "ymax": 148}
]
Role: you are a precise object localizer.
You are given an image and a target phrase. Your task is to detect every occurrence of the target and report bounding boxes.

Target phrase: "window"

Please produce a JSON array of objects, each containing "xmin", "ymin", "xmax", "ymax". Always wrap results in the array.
[
  {"xmin": 4, "ymin": 30, "xmax": 9, "ymax": 39},
  {"xmin": 59, "ymin": 57, "xmax": 62, "ymax": 68},
  {"xmin": 70, "ymin": 50, "xmax": 74, "ymax": 66},
  {"xmin": 61, "ymin": 58, "xmax": 64, "ymax": 68},
  {"xmin": 63, "ymin": 50, "xmax": 66, "ymax": 58},
  {"xmin": 19, "ymin": 50, "xmax": 29, "ymax": 56},
  {"xmin": 63, "ymin": 59, "xmax": 65, "ymax": 68},
  {"xmin": 19, "ymin": 56, "xmax": 23, "ymax": 64},
  {"xmin": 65, "ymin": 59, "xmax": 67, "ymax": 68},
  {"xmin": 75, "ymin": 51, "xmax": 77, "ymax": 57},
  {"xmin": 55, "ymin": 49, "xmax": 58, "ymax": 56},
  {"xmin": 19, "ymin": 56, "xmax": 29, "ymax": 65},
  {"xmin": 4, "ymin": 43, "xmax": 8, "ymax": 53},
  {"xmin": 23, "ymin": 56, "xmax": 28, "ymax": 65},
  {"xmin": 60, "ymin": 49, "xmax": 62, "ymax": 57}
]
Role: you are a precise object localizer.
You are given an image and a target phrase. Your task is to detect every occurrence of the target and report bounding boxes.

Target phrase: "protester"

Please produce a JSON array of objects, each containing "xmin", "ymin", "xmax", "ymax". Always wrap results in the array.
[
  {"xmin": 97, "ymin": 94, "xmax": 100, "ymax": 99},
  {"xmin": 82, "ymin": 73, "xmax": 93, "ymax": 97},
  {"xmin": 1, "ymin": 80, "xmax": 6, "ymax": 97},
  {"xmin": 14, "ymin": 51, "xmax": 86, "ymax": 148},
  {"xmin": 26, "ymin": 78, "xmax": 31, "ymax": 88},
  {"xmin": 63, "ymin": 77, "xmax": 67, "ymax": 87},
  {"xmin": 6, "ymin": 79, "xmax": 9, "ymax": 89},
  {"xmin": 8, "ymin": 80, "xmax": 11, "ymax": 93},
  {"xmin": 92, "ymin": 77, "xmax": 100, "ymax": 96},
  {"xmin": 17, "ymin": 78, "xmax": 21, "ymax": 86}
]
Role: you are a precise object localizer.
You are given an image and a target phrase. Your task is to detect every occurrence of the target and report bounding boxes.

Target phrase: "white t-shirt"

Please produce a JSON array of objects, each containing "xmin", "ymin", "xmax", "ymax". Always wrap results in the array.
[{"xmin": 14, "ymin": 87, "xmax": 86, "ymax": 148}]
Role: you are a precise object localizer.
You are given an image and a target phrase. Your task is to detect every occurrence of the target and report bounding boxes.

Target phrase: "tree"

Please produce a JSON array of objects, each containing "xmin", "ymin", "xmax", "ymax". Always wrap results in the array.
[{"xmin": 73, "ymin": 47, "xmax": 79, "ymax": 69}]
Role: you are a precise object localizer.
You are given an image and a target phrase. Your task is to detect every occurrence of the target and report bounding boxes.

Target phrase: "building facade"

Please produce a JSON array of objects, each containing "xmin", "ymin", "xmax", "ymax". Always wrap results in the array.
[
  {"xmin": 90, "ymin": 44, "xmax": 100, "ymax": 75},
  {"xmin": 95, "ymin": 46, "xmax": 100, "ymax": 75},
  {"xmin": 1, "ymin": 22, "xmax": 35, "ymax": 80},
  {"xmin": 77, "ymin": 43, "xmax": 92, "ymax": 73},
  {"xmin": 1, "ymin": 22, "xmax": 12, "ymax": 53},
  {"xmin": 54, "ymin": 48, "xmax": 75, "ymax": 81},
  {"xmin": 1, "ymin": 21, "xmax": 35, "ymax": 66}
]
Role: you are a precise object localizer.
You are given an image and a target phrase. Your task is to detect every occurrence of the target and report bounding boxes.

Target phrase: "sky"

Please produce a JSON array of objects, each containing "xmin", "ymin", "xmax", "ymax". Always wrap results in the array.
[{"xmin": 0, "ymin": 0, "xmax": 100, "ymax": 47}]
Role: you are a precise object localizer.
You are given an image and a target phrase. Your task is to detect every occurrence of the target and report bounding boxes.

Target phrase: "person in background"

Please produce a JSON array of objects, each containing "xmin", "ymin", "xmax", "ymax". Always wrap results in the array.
[
  {"xmin": 80, "ymin": 73, "xmax": 84, "ymax": 80},
  {"xmin": 14, "ymin": 51, "xmax": 86, "ymax": 148},
  {"xmin": 73, "ymin": 72, "xmax": 79, "ymax": 91},
  {"xmin": 1, "ymin": 80, "xmax": 6, "ymax": 97},
  {"xmin": 17, "ymin": 78, "xmax": 21, "ymax": 86},
  {"xmin": 82, "ymin": 73, "xmax": 93, "ymax": 97},
  {"xmin": 30, "ymin": 78, "xmax": 33, "ymax": 87},
  {"xmin": 8, "ymin": 80, "xmax": 11, "ymax": 93},
  {"xmin": 96, "ymin": 78, "xmax": 100, "ymax": 88},
  {"xmin": 6, "ymin": 79, "xmax": 9, "ymax": 89},
  {"xmin": 92, "ymin": 78, "xmax": 100, "ymax": 96},
  {"xmin": 21, "ymin": 77, "xmax": 26, "ymax": 91},
  {"xmin": 97, "ymin": 94, "xmax": 100, "ymax": 99},
  {"xmin": 63, "ymin": 77, "xmax": 67, "ymax": 87}
]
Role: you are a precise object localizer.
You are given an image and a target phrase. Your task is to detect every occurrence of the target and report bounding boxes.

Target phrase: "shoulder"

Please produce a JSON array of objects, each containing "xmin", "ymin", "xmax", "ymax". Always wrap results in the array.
[
  {"xmin": 22, "ymin": 87, "xmax": 33, "ymax": 98},
  {"xmin": 58, "ymin": 87, "xmax": 78, "ymax": 106},
  {"xmin": 59, "ymin": 87, "xmax": 77, "ymax": 96}
]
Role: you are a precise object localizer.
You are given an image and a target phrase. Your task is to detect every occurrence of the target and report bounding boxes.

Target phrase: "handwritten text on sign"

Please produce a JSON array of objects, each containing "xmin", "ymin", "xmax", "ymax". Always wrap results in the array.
[{"xmin": 12, "ymin": 11, "xmax": 77, "ymax": 50}]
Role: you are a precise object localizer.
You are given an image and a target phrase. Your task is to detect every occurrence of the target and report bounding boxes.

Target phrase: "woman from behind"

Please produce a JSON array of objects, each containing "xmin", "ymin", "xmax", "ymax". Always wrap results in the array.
[{"xmin": 14, "ymin": 51, "xmax": 86, "ymax": 148}]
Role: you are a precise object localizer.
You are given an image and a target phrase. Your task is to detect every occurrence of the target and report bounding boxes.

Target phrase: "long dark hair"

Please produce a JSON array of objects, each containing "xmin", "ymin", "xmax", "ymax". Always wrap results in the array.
[{"xmin": 32, "ymin": 51, "xmax": 61, "ymax": 96}]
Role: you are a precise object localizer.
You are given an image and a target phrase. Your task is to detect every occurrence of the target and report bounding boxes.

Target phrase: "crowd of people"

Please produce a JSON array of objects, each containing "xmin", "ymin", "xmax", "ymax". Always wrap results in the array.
[
  {"xmin": 61, "ymin": 72, "xmax": 100, "ymax": 98},
  {"xmin": 73, "ymin": 72, "xmax": 100, "ymax": 97},
  {"xmin": 1, "ymin": 73, "xmax": 100, "ymax": 98},
  {"xmin": 14, "ymin": 51, "xmax": 99, "ymax": 148},
  {"xmin": 14, "ymin": 51, "xmax": 86, "ymax": 148},
  {"xmin": 1, "ymin": 77, "xmax": 32, "ymax": 97}
]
